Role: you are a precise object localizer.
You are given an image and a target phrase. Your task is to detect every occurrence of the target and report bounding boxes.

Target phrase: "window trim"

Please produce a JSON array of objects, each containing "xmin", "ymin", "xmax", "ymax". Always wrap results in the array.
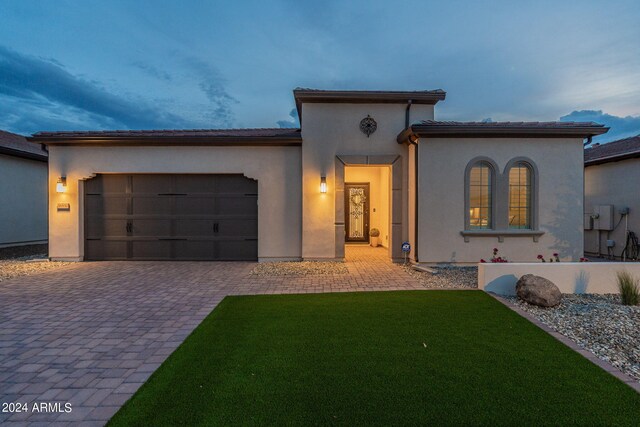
[
  {"xmin": 462, "ymin": 156, "xmax": 542, "ymax": 241},
  {"xmin": 464, "ymin": 157, "xmax": 498, "ymax": 231},
  {"xmin": 503, "ymin": 157, "xmax": 539, "ymax": 231}
]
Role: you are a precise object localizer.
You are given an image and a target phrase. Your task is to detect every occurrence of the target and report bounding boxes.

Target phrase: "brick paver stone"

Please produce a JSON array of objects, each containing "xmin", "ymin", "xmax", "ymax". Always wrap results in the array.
[{"xmin": 0, "ymin": 246, "xmax": 423, "ymax": 424}]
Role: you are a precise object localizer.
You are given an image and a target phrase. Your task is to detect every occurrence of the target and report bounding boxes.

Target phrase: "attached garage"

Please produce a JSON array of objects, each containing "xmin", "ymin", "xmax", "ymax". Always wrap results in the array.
[{"xmin": 84, "ymin": 173, "xmax": 258, "ymax": 260}]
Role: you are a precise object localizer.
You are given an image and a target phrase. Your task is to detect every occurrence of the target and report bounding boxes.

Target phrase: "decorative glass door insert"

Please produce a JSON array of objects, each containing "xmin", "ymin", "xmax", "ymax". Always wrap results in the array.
[{"xmin": 345, "ymin": 183, "xmax": 370, "ymax": 243}]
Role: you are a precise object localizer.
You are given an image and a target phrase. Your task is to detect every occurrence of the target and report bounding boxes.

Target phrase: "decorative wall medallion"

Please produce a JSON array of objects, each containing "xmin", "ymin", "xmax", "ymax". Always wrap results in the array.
[{"xmin": 359, "ymin": 115, "xmax": 377, "ymax": 137}]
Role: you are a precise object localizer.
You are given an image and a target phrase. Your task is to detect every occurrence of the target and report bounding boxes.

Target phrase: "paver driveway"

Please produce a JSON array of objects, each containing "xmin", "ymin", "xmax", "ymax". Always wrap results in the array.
[{"xmin": 0, "ymin": 246, "xmax": 423, "ymax": 425}]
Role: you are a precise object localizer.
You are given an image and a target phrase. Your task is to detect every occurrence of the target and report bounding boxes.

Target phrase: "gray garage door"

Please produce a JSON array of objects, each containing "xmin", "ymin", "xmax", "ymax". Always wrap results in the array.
[{"xmin": 84, "ymin": 174, "xmax": 258, "ymax": 260}]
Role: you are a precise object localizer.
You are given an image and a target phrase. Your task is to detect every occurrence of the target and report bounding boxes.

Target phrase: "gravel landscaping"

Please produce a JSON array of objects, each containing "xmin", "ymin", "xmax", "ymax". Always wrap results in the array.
[
  {"xmin": 506, "ymin": 294, "xmax": 640, "ymax": 383},
  {"xmin": 251, "ymin": 261, "xmax": 348, "ymax": 276},
  {"xmin": 0, "ymin": 255, "xmax": 72, "ymax": 282},
  {"xmin": 403, "ymin": 265, "xmax": 477, "ymax": 289}
]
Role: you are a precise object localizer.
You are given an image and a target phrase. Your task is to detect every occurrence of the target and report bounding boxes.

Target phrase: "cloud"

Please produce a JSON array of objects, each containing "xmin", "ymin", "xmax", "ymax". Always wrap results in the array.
[
  {"xmin": 182, "ymin": 56, "xmax": 237, "ymax": 127},
  {"xmin": 0, "ymin": 46, "xmax": 240, "ymax": 134},
  {"xmin": 277, "ymin": 108, "xmax": 299, "ymax": 128},
  {"xmin": 560, "ymin": 110, "xmax": 640, "ymax": 143},
  {"xmin": 131, "ymin": 61, "xmax": 173, "ymax": 82}
]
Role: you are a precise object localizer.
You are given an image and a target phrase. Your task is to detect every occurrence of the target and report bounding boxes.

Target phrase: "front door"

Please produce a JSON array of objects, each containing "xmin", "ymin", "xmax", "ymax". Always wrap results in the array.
[{"xmin": 345, "ymin": 183, "xmax": 370, "ymax": 243}]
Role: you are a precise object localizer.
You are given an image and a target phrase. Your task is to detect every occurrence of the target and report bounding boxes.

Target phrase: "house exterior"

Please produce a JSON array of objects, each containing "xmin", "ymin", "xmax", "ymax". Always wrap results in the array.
[
  {"xmin": 0, "ymin": 130, "xmax": 48, "ymax": 248},
  {"xmin": 584, "ymin": 135, "xmax": 640, "ymax": 260},
  {"xmin": 29, "ymin": 88, "xmax": 608, "ymax": 264}
]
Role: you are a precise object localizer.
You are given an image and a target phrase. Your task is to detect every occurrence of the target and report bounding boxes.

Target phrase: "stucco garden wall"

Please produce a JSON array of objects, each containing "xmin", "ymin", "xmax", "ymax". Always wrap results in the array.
[
  {"xmin": 301, "ymin": 102, "xmax": 433, "ymax": 260},
  {"xmin": 0, "ymin": 154, "xmax": 48, "ymax": 247},
  {"xmin": 584, "ymin": 158, "xmax": 640, "ymax": 258},
  {"xmin": 47, "ymin": 145, "xmax": 301, "ymax": 261},
  {"xmin": 417, "ymin": 137, "xmax": 585, "ymax": 264},
  {"xmin": 478, "ymin": 262, "xmax": 640, "ymax": 295}
]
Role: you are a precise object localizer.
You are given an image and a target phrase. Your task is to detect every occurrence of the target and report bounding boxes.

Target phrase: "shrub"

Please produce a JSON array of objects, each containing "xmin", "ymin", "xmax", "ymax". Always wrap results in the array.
[
  {"xmin": 616, "ymin": 270, "xmax": 640, "ymax": 306},
  {"xmin": 480, "ymin": 248, "xmax": 508, "ymax": 263},
  {"xmin": 369, "ymin": 228, "xmax": 380, "ymax": 237}
]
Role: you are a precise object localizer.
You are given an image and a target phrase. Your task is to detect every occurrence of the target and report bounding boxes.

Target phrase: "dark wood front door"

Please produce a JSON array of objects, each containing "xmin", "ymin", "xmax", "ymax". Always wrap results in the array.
[
  {"xmin": 84, "ymin": 174, "xmax": 258, "ymax": 260},
  {"xmin": 345, "ymin": 183, "xmax": 370, "ymax": 243}
]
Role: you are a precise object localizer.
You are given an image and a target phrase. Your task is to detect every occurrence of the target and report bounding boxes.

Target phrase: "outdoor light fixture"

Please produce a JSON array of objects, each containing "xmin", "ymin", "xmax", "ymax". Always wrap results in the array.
[
  {"xmin": 56, "ymin": 176, "xmax": 67, "ymax": 193},
  {"xmin": 320, "ymin": 176, "xmax": 327, "ymax": 193}
]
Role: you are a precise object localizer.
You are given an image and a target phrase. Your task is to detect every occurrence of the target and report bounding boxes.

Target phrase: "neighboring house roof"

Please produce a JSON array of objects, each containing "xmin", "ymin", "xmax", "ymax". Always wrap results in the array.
[
  {"xmin": 584, "ymin": 134, "xmax": 640, "ymax": 166},
  {"xmin": 293, "ymin": 88, "xmax": 447, "ymax": 120},
  {"xmin": 0, "ymin": 130, "xmax": 48, "ymax": 161},
  {"xmin": 28, "ymin": 128, "xmax": 302, "ymax": 146},
  {"xmin": 397, "ymin": 120, "xmax": 609, "ymax": 143}
]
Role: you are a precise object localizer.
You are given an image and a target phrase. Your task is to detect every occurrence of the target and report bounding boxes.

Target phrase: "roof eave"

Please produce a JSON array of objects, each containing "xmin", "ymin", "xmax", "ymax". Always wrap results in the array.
[
  {"xmin": 294, "ymin": 90, "xmax": 447, "ymax": 121},
  {"xmin": 27, "ymin": 135, "xmax": 302, "ymax": 147},
  {"xmin": 405, "ymin": 125, "xmax": 610, "ymax": 139},
  {"xmin": 585, "ymin": 150, "xmax": 640, "ymax": 166},
  {"xmin": 0, "ymin": 145, "xmax": 48, "ymax": 162}
]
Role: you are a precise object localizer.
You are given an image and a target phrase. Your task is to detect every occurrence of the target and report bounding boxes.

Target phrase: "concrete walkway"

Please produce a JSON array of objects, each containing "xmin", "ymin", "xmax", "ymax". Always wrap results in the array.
[{"xmin": 0, "ymin": 246, "xmax": 423, "ymax": 425}]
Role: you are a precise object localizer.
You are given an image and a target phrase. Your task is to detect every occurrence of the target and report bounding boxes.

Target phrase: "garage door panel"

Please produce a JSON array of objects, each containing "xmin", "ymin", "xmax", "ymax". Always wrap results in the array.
[
  {"xmin": 175, "ymin": 219, "xmax": 214, "ymax": 236},
  {"xmin": 132, "ymin": 240, "xmax": 172, "ymax": 259},
  {"xmin": 174, "ymin": 175, "xmax": 216, "ymax": 193},
  {"xmin": 174, "ymin": 241, "xmax": 215, "ymax": 260},
  {"xmin": 132, "ymin": 175, "xmax": 173, "ymax": 194},
  {"xmin": 174, "ymin": 197, "xmax": 216, "ymax": 215},
  {"xmin": 216, "ymin": 196, "xmax": 257, "ymax": 215},
  {"xmin": 86, "ymin": 219, "xmax": 127, "ymax": 239},
  {"xmin": 132, "ymin": 197, "xmax": 173, "ymax": 215},
  {"xmin": 215, "ymin": 175, "xmax": 257, "ymax": 193},
  {"xmin": 85, "ymin": 174, "xmax": 257, "ymax": 261},
  {"xmin": 131, "ymin": 220, "xmax": 171, "ymax": 237},
  {"xmin": 215, "ymin": 240, "xmax": 258, "ymax": 260},
  {"xmin": 217, "ymin": 218, "xmax": 258, "ymax": 237},
  {"xmin": 85, "ymin": 175, "xmax": 128, "ymax": 194},
  {"xmin": 85, "ymin": 240, "xmax": 127, "ymax": 260},
  {"xmin": 85, "ymin": 196, "xmax": 129, "ymax": 215}
]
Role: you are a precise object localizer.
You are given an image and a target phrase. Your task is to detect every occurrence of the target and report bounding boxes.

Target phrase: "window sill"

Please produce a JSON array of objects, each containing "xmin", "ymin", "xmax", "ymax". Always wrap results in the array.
[{"xmin": 460, "ymin": 230, "xmax": 545, "ymax": 242}]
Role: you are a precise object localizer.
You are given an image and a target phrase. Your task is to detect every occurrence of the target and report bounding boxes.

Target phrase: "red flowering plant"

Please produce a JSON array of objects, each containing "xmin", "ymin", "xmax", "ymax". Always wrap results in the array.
[
  {"xmin": 480, "ymin": 248, "xmax": 508, "ymax": 263},
  {"xmin": 537, "ymin": 253, "xmax": 561, "ymax": 262},
  {"xmin": 579, "ymin": 257, "xmax": 589, "ymax": 262}
]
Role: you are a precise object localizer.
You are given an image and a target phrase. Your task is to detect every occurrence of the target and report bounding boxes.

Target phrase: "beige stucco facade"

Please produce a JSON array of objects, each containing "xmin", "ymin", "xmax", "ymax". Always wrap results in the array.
[
  {"xmin": 584, "ymin": 158, "xmax": 640, "ymax": 258},
  {"xmin": 0, "ymin": 154, "xmax": 48, "ymax": 247},
  {"xmin": 38, "ymin": 88, "xmax": 605, "ymax": 263},
  {"xmin": 300, "ymin": 103, "xmax": 433, "ymax": 260},
  {"xmin": 47, "ymin": 145, "xmax": 301, "ymax": 261},
  {"xmin": 416, "ymin": 137, "xmax": 585, "ymax": 264}
]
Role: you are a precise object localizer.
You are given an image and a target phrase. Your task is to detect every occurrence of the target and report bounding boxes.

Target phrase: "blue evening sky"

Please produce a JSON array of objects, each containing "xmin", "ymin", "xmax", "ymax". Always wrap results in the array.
[{"xmin": 1, "ymin": 0, "xmax": 639, "ymax": 142}]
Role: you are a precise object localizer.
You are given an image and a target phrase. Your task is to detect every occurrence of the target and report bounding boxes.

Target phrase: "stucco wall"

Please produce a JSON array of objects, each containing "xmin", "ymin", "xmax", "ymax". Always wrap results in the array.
[
  {"xmin": 47, "ymin": 145, "xmax": 301, "ymax": 261},
  {"xmin": 301, "ymin": 103, "xmax": 434, "ymax": 259},
  {"xmin": 478, "ymin": 262, "xmax": 640, "ymax": 295},
  {"xmin": 417, "ymin": 137, "xmax": 585, "ymax": 264},
  {"xmin": 584, "ymin": 158, "xmax": 640, "ymax": 258},
  {"xmin": 0, "ymin": 154, "xmax": 48, "ymax": 247}
]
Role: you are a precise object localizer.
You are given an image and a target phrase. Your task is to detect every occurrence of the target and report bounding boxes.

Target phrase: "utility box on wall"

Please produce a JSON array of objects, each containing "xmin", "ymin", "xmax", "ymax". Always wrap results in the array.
[{"xmin": 594, "ymin": 205, "xmax": 614, "ymax": 230}]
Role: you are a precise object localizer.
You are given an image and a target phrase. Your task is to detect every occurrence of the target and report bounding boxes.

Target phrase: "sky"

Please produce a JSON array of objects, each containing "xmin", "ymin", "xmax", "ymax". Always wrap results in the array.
[{"xmin": 1, "ymin": 0, "xmax": 639, "ymax": 143}]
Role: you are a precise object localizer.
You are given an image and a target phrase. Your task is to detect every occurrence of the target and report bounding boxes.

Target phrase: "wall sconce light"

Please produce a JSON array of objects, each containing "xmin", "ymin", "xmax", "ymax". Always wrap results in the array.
[
  {"xmin": 56, "ymin": 176, "xmax": 67, "ymax": 193},
  {"xmin": 320, "ymin": 176, "xmax": 327, "ymax": 193}
]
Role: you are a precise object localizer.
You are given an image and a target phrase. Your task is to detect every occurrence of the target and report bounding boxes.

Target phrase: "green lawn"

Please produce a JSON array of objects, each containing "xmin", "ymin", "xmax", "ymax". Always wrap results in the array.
[{"xmin": 109, "ymin": 291, "xmax": 640, "ymax": 426}]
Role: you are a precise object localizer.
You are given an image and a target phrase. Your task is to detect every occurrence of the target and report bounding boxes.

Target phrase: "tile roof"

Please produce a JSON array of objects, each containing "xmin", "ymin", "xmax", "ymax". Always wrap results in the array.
[
  {"xmin": 293, "ymin": 88, "xmax": 447, "ymax": 120},
  {"xmin": 416, "ymin": 120, "xmax": 606, "ymax": 128},
  {"xmin": 0, "ymin": 130, "xmax": 48, "ymax": 161},
  {"xmin": 31, "ymin": 128, "xmax": 301, "ymax": 139},
  {"xmin": 397, "ymin": 120, "xmax": 609, "ymax": 142},
  {"xmin": 29, "ymin": 128, "xmax": 302, "ymax": 146},
  {"xmin": 584, "ymin": 134, "xmax": 640, "ymax": 166}
]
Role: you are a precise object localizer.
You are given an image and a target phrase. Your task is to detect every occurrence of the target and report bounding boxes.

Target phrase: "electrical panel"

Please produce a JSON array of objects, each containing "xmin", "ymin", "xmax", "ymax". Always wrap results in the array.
[
  {"xmin": 594, "ymin": 205, "xmax": 614, "ymax": 231},
  {"xmin": 584, "ymin": 213, "xmax": 593, "ymax": 230}
]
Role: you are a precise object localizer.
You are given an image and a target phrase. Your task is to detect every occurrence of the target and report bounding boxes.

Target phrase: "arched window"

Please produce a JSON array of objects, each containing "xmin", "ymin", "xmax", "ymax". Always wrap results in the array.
[
  {"xmin": 508, "ymin": 162, "xmax": 532, "ymax": 229},
  {"xmin": 467, "ymin": 161, "xmax": 494, "ymax": 229}
]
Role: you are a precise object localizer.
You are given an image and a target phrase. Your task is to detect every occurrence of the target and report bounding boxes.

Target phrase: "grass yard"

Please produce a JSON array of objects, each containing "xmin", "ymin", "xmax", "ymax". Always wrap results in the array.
[{"xmin": 109, "ymin": 291, "xmax": 640, "ymax": 426}]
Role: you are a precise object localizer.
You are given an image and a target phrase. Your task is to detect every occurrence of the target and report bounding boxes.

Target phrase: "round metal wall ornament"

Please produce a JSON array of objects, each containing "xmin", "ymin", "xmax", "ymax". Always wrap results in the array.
[{"xmin": 359, "ymin": 115, "xmax": 377, "ymax": 137}]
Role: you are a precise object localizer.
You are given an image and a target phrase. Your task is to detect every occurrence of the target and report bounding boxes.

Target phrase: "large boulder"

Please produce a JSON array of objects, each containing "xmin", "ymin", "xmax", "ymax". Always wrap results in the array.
[{"xmin": 516, "ymin": 274, "xmax": 562, "ymax": 307}]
